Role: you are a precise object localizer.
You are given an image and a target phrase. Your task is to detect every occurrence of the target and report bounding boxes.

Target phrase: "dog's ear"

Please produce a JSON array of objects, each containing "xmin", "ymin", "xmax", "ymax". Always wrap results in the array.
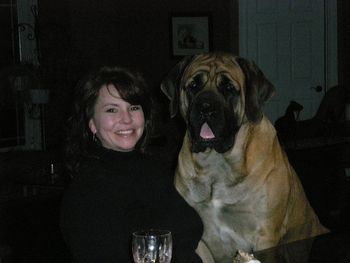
[
  {"xmin": 161, "ymin": 56, "xmax": 194, "ymax": 118},
  {"xmin": 236, "ymin": 57, "xmax": 275, "ymax": 123}
]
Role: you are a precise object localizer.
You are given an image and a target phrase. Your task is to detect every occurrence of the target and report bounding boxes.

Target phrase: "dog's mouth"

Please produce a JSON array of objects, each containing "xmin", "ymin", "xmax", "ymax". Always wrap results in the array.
[
  {"xmin": 191, "ymin": 121, "xmax": 226, "ymax": 153},
  {"xmin": 199, "ymin": 122, "xmax": 216, "ymax": 140},
  {"xmin": 190, "ymin": 117, "xmax": 239, "ymax": 153}
]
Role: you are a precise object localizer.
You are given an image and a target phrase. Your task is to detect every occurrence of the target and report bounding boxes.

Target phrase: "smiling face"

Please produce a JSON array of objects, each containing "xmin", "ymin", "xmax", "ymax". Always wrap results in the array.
[{"xmin": 88, "ymin": 85, "xmax": 145, "ymax": 152}]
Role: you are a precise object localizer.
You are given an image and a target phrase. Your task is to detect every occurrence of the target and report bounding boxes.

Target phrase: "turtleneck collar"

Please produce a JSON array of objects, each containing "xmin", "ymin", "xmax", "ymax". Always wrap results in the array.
[{"xmin": 87, "ymin": 143, "xmax": 144, "ymax": 162}]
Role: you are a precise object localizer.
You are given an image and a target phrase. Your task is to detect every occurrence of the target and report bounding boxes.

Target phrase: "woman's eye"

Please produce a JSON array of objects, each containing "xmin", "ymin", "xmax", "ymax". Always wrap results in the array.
[
  {"xmin": 130, "ymin": 105, "xmax": 142, "ymax": 111},
  {"xmin": 106, "ymin": 108, "xmax": 118, "ymax": 113}
]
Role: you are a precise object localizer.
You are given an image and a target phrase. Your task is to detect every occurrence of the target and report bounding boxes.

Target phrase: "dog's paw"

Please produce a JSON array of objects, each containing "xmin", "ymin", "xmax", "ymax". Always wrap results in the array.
[{"xmin": 232, "ymin": 250, "xmax": 261, "ymax": 263}]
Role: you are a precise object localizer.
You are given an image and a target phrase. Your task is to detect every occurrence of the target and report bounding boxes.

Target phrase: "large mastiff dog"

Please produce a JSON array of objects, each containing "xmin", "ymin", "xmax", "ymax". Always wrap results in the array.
[{"xmin": 161, "ymin": 52, "xmax": 328, "ymax": 263}]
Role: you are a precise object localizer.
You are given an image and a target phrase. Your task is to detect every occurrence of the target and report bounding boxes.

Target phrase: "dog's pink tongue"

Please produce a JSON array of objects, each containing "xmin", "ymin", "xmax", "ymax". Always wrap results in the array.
[{"xmin": 200, "ymin": 122, "xmax": 215, "ymax": 139}]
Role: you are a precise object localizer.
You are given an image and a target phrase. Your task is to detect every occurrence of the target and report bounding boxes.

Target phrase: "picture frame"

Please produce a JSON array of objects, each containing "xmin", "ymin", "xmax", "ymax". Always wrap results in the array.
[{"xmin": 170, "ymin": 13, "xmax": 212, "ymax": 57}]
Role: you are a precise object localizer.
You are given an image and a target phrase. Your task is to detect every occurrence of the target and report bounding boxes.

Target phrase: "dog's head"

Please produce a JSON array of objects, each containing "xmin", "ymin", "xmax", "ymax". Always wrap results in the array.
[{"xmin": 161, "ymin": 52, "xmax": 275, "ymax": 153}]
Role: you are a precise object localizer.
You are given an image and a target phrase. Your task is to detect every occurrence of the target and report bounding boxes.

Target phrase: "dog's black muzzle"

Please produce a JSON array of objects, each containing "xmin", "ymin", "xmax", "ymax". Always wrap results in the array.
[{"xmin": 188, "ymin": 91, "xmax": 239, "ymax": 153}]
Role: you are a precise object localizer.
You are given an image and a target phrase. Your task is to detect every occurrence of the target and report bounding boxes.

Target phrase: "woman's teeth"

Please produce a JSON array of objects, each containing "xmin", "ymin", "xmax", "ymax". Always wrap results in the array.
[{"xmin": 116, "ymin": 130, "xmax": 133, "ymax": 135}]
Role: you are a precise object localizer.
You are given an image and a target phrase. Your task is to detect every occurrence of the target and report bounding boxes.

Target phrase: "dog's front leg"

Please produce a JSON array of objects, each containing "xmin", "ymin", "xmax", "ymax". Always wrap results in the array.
[{"xmin": 174, "ymin": 167, "xmax": 211, "ymax": 205}]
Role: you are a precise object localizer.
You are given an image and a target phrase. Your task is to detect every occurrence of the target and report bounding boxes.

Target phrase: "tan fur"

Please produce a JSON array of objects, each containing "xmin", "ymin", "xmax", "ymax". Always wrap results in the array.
[
  {"xmin": 176, "ymin": 117, "xmax": 328, "ymax": 263},
  {"xmin": 164, "ymin": 53, "xmax": 329, "ymax": 263}
]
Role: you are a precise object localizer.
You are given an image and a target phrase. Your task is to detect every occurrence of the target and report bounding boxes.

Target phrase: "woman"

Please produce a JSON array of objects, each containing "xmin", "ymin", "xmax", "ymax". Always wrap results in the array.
[{"xmin": 60, "ymin": 66, "xmax": 203, "ymax": 263}]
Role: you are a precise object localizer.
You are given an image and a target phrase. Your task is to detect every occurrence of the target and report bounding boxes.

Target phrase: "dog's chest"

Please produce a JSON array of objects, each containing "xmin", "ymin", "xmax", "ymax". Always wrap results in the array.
[
  {"xmin": 191, "ymin": 151, "xmax": 262, "ymax": 250},
  {"xmin": 192, "ymin": 151, "xmax": 244, "ymax": 198}
]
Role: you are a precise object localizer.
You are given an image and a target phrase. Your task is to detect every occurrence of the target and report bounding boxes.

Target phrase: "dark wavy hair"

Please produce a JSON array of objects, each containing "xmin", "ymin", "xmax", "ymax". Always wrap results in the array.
[{"xmin": 64, "ymin": 66, "xmax": 153, "ymax": 177}]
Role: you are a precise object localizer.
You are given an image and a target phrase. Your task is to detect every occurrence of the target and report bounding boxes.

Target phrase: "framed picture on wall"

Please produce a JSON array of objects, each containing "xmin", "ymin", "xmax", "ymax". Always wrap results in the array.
[{"xmin": 170, "ymin": 13, "xmax": 212, "ymax": 57}]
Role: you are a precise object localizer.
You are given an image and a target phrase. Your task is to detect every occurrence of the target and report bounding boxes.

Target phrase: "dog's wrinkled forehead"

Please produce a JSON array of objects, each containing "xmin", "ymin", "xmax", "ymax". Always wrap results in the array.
[
  {"xmin": 161, "ymin": 52, "xmax": 275, "ymax": 122},
  {"xmin": 181, "ymin": 53, "xmax": 246, "ymax": 92}
]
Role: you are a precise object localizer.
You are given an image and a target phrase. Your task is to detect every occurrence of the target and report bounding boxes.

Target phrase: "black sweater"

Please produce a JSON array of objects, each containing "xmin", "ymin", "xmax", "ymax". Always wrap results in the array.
[{"xmin": 60, "ymin": 145, "xmax": 203, "ymax": 263}]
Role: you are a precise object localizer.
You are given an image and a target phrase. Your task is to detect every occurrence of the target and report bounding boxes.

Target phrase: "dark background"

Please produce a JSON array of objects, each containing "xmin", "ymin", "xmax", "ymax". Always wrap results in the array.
[
  {"xmin": 338, "ymin": 0, "xmax": 350, "ymax": 91},
  {"xmin": 38, "ymin": 0, "xmax": 238, "ymax": 86},
  {"xmin": 0, "ymin": 1, "xmax": 349, "ymax": 262}
]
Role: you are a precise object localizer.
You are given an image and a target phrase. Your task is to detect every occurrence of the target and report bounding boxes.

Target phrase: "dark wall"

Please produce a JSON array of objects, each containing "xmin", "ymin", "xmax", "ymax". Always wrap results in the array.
[
  {"xmin": 40, "ymin": 0, "xmax": 238, "ymax": 90},
  {"xmin": 71, "ymin": 0, "xmax": 238, "ymax": 88},
  {"xmin": 338, "ymin": 0, "xmax": 350, "ymax": 102}
]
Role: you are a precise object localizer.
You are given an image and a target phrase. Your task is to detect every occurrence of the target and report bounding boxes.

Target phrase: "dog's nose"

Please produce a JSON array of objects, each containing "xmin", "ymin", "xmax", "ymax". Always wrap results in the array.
[
  {"xmin": 202, "ymin": 102, "xmax": 210, "ymax": 110},
  {"xmin": 200, "ymin": 102, "xmax": 215, "ymax": 118}
]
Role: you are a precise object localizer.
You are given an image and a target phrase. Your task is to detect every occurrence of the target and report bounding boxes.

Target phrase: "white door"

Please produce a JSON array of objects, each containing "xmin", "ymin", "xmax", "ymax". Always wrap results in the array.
[{"xmin": 239, "ymin": 0, "xmax": 337, "ymax": 123}]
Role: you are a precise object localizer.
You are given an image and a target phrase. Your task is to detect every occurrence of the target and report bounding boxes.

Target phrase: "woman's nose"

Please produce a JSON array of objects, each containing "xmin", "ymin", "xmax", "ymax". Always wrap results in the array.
[{"xmin": 119, "ymin": 110, "xmax": 132, "ymax": 123}]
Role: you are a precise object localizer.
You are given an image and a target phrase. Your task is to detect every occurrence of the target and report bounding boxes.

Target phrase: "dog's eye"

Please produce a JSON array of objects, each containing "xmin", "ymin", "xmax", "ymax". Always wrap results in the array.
[
  {"xmin": 224, "ymin": 83, "xmax": 235, "ymax": 92},
  {"xmin": 218, "ymin": 75, "xmax": 237, "ymax": 94},
  {"xmin": 186, "ymin": 74, "xmax": 205, "ymax": 96},
  {"xmin": 187, "ymin": 79, "xmax": 203, "ymax": 93},
  {"xmin": 188, "ymin": 80, "xmax": 198, "ymax": 89},
  {"xmin": 219, "ymin": 82, "xmax": 237, "ymax": 94}
]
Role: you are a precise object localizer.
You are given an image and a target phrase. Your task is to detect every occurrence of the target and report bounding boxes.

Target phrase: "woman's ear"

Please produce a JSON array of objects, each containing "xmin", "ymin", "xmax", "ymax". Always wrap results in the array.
[{"xmin": 88, "ymin": 119, "xmax": 97, "ymax": 134}]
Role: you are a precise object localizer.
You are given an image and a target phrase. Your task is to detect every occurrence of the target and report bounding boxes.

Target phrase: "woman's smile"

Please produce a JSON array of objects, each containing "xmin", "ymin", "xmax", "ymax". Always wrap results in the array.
[{"xmin": 115, "ymin": 129, "xmax": 134, "ymax": 135}]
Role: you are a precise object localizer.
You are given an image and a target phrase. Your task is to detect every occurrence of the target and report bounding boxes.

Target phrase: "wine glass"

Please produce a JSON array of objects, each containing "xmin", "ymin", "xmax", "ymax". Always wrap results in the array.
[{"xmin": 132, "ymin": 229, "xmax": 172, "ymax": 263}]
